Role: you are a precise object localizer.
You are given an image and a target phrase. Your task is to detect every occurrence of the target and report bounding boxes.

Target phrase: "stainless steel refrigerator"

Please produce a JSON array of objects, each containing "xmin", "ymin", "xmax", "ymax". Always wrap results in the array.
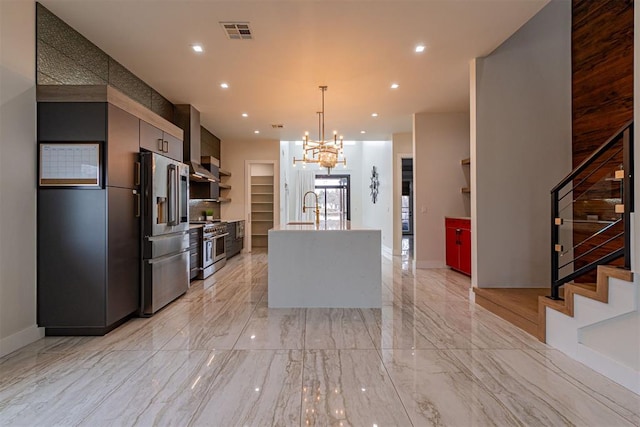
[{"xmin": 140, "ymin": 151, "xmax": 190, "ymax": 315}]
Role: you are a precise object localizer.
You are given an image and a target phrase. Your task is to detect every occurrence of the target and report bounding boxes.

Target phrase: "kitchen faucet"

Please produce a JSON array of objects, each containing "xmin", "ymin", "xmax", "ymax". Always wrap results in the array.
[{"xmin": 302, "ymin": 191, "xmax": 320, "ymax": 225}]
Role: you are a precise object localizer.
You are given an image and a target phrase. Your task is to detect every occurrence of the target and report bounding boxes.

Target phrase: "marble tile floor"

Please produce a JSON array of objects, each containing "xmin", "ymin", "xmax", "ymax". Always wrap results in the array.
[{"xmin": 1, "ymin": 251, "xmax": 639, "ymax": 426}]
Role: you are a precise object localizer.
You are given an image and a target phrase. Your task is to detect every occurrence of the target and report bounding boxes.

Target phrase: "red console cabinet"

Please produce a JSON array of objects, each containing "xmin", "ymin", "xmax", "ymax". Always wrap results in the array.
[{"xmin": 445, "ymin": 217, "xmax": 471, "ymax": 276}]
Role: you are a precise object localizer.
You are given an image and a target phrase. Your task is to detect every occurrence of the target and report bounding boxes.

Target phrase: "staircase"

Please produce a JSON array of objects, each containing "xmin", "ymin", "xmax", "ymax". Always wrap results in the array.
[
  {"xmin": 540, "ymin": 121, "xmax": 638, "ymax": 393},
  {"xmin": 539, "ymin": 265, "xmax": 638, "ymax": 393}
]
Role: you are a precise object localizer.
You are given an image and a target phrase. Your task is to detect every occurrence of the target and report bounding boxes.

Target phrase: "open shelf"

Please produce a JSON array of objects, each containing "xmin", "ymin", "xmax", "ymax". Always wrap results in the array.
[
  {"xmin": 219, "ymin": 168, "xmax": 231, "ymax": 177},
  {"xmin": 251, "ymin": 174, "xmax": 274, "ymax": 250}
]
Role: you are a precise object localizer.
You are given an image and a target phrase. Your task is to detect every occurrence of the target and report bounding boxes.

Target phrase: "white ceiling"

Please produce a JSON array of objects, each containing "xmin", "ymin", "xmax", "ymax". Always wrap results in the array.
[{"xmin": 40, "ymin": 0, "xmax": 549, "ymax": 142}]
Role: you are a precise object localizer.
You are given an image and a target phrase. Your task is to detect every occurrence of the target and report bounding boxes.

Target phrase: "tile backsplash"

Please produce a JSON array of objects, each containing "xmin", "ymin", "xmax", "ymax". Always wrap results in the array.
[{"xmin": 189, "ymin": 200, "xmax": 220, "ymax": 221}]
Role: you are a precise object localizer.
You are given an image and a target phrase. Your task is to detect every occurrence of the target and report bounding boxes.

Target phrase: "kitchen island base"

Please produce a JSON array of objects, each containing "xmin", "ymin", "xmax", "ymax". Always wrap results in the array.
[{"xmin": 268, "ymin": 223, "xmax": 382, "ymax": 308}]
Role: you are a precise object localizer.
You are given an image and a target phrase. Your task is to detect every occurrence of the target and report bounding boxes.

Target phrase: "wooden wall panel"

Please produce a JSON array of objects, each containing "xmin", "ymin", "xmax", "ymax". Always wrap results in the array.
[
  {"xmin": 572, "ymin": 0, "xmax": 633, "ymax": 167},
  {"xmin": 570, "ymin": 0, "xmax": 633, "ymax": 282}
]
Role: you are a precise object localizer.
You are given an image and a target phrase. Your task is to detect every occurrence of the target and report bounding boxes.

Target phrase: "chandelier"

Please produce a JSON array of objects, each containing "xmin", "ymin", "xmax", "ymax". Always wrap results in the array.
[{"xmin": 293, "ymin": 86, "xmax": 347, "ymax": 173}]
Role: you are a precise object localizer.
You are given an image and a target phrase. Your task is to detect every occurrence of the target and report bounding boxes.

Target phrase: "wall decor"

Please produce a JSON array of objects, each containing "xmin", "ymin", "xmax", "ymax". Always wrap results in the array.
[{"xmin": 369, "ymin": 166, "xmax": 379, "ymax": 203}]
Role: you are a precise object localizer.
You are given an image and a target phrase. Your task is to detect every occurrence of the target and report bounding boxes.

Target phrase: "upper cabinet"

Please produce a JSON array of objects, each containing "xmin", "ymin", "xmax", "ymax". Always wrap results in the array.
[
  {"xmin": 107, "ymin": 104, "xmax": 139, "ymax": 189},
  {"xmin": 140, "ymin": 120, "xmax": 183, "ymax": 162}
]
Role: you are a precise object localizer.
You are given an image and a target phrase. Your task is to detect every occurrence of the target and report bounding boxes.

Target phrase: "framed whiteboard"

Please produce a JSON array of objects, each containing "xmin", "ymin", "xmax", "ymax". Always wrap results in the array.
[{"xmin": 39, "ymin": 143, "xmax": 102, "ymax": 187}]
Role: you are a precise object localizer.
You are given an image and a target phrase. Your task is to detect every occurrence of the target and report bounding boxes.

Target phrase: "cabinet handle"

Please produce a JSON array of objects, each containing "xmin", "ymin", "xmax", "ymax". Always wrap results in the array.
[
  {"xmin": 157, "ymin": 138, "xmax": 164, "ymax": 151},
  {"xmin": 134, "ymin": 190, "xmax": 141, "ymax": 218},
  {"xmin": 134, "ymin": 162, "xmax": 141, "ymax": 186},
  {"xmin": 164, "ymin": 140, "xmax": 169, "ymax": 153}
]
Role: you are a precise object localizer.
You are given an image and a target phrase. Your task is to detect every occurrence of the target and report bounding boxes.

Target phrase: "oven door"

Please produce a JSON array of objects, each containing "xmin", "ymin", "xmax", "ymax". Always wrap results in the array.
[
  {"xmin": 202, "ymin": 237, "xmax": 214, "ymax": 268},
  {"xmin": 213, "ymin": 233, "xmax": 228, "ymax": 262}
]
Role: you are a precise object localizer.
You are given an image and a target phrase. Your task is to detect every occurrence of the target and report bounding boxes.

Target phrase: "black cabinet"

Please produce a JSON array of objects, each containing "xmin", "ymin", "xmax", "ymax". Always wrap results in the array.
[
  {"xmin": 189, "ymin": 227, "xmax": 201, "ymax": 280},
  {"xmin": 225, "ymin": 220, "xmax": 245, "ymax": 259},
  {"xmin": 107, "ymin": 187, "xmax": 140, "ymax": 324},
  {"xmin": 37, "ymin": 101, "xmax": 140, "ymax": 335}
]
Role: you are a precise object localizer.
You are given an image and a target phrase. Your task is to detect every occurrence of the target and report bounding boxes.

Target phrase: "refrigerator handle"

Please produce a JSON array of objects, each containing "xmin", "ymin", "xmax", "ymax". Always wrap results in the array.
[
  {"xmin": 134, "ymin": 161, "xmax": 141, "ymax": 186},
  {"xmin": 133, "ymin": 190, "xmax": 141, "ymax": 218},
  {"xmin": 167, "ymin": 164, "xmax": 177, "ymax": 226}
]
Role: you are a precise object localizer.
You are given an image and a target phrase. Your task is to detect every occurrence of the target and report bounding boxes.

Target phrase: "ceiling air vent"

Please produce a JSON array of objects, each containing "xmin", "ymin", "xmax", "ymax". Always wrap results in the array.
[
  {"xmin": 271, "ymin": 124, "xmax": 284, "ymax": 129},
  {"xmin": 220, "ymin": 22, "xmax": 253, "ymax": 40}
]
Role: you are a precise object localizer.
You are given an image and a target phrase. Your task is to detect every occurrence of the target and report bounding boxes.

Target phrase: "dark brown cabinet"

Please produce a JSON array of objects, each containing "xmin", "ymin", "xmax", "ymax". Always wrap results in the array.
[
  {"xmin": 107, "ymin": 105, "xmax": 139, "ymax": 189},
  {"xmin": 140, "ymin": 120, "xmax": 183, "ymax": 162}
]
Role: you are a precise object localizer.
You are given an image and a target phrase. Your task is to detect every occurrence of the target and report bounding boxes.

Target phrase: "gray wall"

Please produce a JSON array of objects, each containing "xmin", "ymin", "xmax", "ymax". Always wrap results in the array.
[
  {"xmin": 471, "ymin": 0, "xmax": 572, "ymax": 288},
  {"xmin": 36, "ymin": 3, "xmax": 174, "ymax": 121},
  {"xmin": 0, "ymin": 0, "xmax": 40, "ymax": 356}
]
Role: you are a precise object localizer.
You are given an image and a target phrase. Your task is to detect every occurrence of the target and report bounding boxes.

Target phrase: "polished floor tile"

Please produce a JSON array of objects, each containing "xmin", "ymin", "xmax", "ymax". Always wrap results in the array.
[
  {"xmin": 302, "ymin": 349, "xmax": 412, "ymax": 426},
  {"xmin": 1, "ymin": 249, "xmax": 638, "ymax": 426}
]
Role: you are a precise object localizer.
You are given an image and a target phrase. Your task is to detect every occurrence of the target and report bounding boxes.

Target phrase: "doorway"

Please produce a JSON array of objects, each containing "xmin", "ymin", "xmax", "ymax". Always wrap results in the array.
[
  {"xmin": 314, "ymin": 174, "xmax": 350, "ymax": 221},
  {"xmin": 401, "ymin": 158, "xmax": 413, "ymax": 259},
  {"xmin": 246, "ymin": 161, "xmax": 278, "ymax": 252},
  {"xmin": 401, "ymin": 159, "xmax": 413, "ymax": 235}
]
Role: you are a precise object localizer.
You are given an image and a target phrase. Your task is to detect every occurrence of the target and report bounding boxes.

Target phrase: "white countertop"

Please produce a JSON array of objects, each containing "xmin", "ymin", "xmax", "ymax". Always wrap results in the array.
[
  {"xmin": 223, "ymin": 219, "xmax": 244, "ymax": 223},
  {"xmin": 445, "ymin": 216, "xmax": 471, "ymax": 220},
  {"xmin": 272, "ymin": 220, "xmax": 378, "ymax": 231}
]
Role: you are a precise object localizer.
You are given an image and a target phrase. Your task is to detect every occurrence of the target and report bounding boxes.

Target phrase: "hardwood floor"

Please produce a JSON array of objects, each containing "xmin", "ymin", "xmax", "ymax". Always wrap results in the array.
[
  {"xmin": 1, "ymin": 251, "xmax": 638, "ymax": 426},
  {"xmin": 473, "ymin": 287, "xmax": 549, "ymax": 338}
]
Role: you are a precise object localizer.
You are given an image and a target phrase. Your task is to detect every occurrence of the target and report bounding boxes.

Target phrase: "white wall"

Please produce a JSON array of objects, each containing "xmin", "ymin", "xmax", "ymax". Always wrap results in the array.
[
  {"xmin": 413, "ymin": 113, "xmax": 470, "ymax": 269},
  {"xmin": 393, "ymin": 132, "xmax": 412, "ymax": 255},
  {"xmin": 361, "ymin": 140, "xmax": 393, "ymax": 255},
  {"xmin": 471, "ymin": 0, "xmax": 572, "ymax": 288},
  {"xmin": 220, "ymin": 138, "xmax": 280, "ymax": 224},
  {"xmin": 0, "ymin": 0, "xmax": 42, "ymax": 356}
]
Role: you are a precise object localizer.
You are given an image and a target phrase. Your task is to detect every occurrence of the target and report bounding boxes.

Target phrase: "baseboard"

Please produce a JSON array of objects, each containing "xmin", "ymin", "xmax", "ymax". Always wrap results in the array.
[
  {"xmin": 0, "ymin": 325, "xmax": 44, "ymax": 358},
  {"xmin": 415, "ymin": 260, "xmax": 445, "ymax": 269},
  {"xmin": 381, "ymin": 245, "xmax": 393, "ymax": 260},
  {"xmin": 575, "ymin": 343, "xmax": 640, "ymax": 394}
]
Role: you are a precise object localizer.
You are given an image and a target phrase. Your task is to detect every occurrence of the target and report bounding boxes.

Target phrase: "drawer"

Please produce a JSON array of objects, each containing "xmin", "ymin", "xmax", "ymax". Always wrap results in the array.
[{"xmin": 445, "ymin": 218, "xmax": 470, "ymax": 230}]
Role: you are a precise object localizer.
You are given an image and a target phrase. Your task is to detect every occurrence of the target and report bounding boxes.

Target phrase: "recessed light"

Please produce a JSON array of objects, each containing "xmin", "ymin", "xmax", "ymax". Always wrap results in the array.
[
  {"xmin": 242, "ymin": 113, "xmax": 248, "ymax": 117},
  {"xmin": 254, "ymin": 130, "xmax": 260, "ymax": 134},
  {"xmin": 390, "ymin": 83, "xmax": 399, "ymax": 89},
  {"xmin": 415, "ymin": 44, "xmax": 425, "ymax": 53},
  {"xmin": 371, "ymin": 113, "xmax": 378, "ymax": 117},
  {"xmin": 220, "ymin": 83, "xmax": 229, "ymax": 89},
  {"xmin": 360, "ymin": 130, "xmax": 366, "ymax": 134},
  {"xmin": 192, "ymin": 44, "xmax": 203, "ymax": 53}
]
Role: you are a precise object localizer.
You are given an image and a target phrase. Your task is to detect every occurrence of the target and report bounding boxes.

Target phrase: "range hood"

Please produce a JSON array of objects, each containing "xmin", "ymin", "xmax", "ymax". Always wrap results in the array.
[
  {"xmin": 189, "ymin": 162, "xmax": 216, "ymax": 182},
  {"xmin": 174, "ymin": 104, "xmax": 217, "ymax": 183}
]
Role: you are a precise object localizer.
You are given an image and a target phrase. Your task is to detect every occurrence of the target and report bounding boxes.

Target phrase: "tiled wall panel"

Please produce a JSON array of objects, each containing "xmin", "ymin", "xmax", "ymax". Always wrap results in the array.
[
  {"xmin": 108, "ymin": 58, "xmax": 152, "ymax": 109},
  {"xmin": 38, "ymin": 40, "xmax": 106, "ymax": 85},
  {"xmin": 151, "ymin": 90, "xmax": 174, "ymax": 122},
  {"xmin": 36, "ymin": 3, "xmax": 174, "ymax": 122}
]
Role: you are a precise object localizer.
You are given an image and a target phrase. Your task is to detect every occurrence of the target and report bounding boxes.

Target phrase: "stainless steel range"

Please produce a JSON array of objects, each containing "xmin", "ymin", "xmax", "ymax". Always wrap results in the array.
[{"xmin": 199, "ymin": 222, "xmax": 228, "ymax": 279}]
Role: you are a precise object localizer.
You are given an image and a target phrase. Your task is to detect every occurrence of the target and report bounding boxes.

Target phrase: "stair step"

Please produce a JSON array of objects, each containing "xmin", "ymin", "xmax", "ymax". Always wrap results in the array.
[{"xmin": 538, "ymin": 265, "xmax": 634, "ymax": 342}]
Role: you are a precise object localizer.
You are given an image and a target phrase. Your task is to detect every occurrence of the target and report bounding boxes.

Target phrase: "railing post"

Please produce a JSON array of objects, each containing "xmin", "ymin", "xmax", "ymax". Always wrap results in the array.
[
  {"xmin": 551, "ymin": 190, "xmax": 560, "ymax": 299},
  {"xmin": 623, "ymin": 126, "xmax": 634, "ymax": 269}
]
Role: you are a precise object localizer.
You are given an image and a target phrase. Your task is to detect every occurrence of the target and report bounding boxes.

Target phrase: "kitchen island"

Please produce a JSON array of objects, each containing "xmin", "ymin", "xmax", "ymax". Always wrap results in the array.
[{"xmin": 268, "ymin": 221, "xmax": 382, "ymax": 308}]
